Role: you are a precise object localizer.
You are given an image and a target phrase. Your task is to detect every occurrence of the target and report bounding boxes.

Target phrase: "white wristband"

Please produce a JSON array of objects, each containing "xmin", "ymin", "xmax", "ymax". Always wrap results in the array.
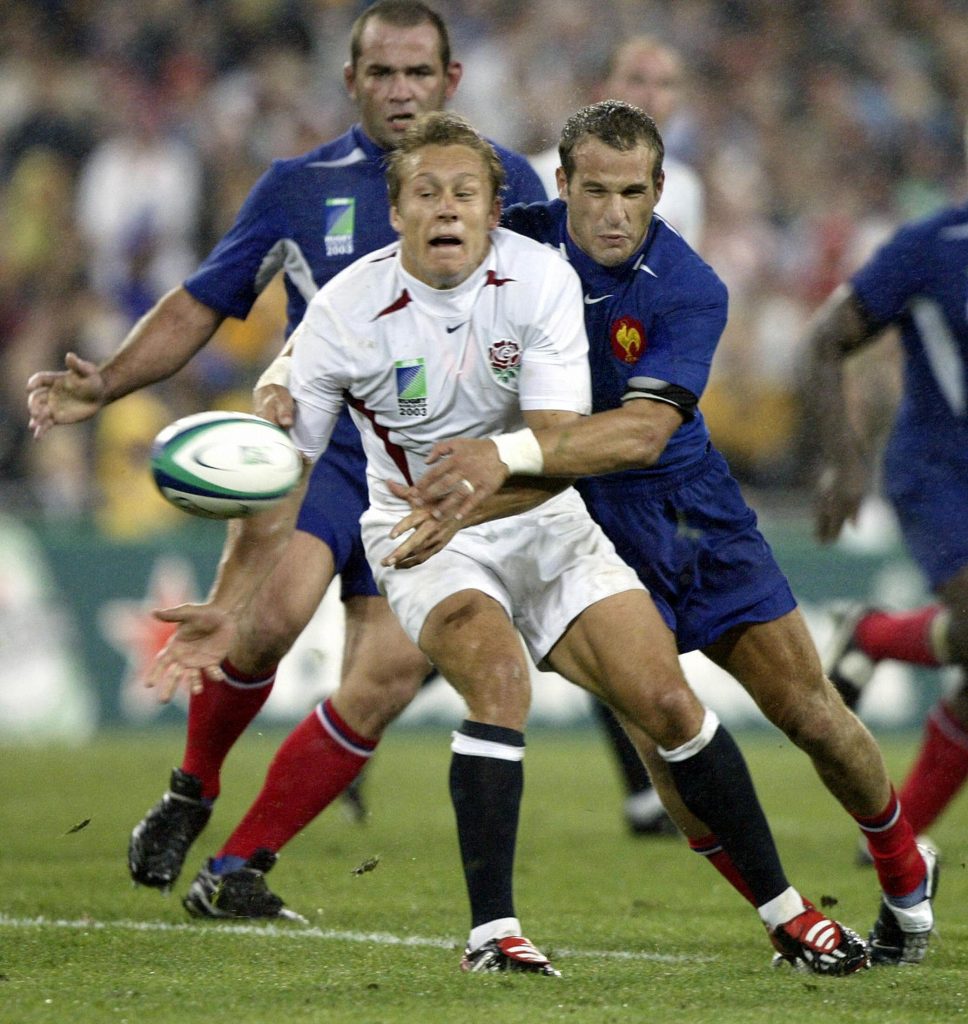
[
  {"xmin": 491, "ymin": 428, "xmax": 544, "ymax": 475},
  {"xmin": 255, "ymin": 353, "xmax": 292, "ymax": 390}
]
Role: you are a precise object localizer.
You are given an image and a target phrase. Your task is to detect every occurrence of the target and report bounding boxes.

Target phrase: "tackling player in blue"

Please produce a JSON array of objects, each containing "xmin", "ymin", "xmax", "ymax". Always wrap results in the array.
[{"xmin": 397, "ymin": 100, "xmax": 938, "ymax": 968}]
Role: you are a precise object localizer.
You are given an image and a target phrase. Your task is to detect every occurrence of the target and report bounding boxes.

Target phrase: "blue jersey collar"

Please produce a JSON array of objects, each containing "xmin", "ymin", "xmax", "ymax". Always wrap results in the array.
[
  {"xmin": 563, "ymin": 217, "xmax": 658, "ymax": 288},
  {"xmin": 351, "ymin": 124, "xmax": 392, "ymax": 162}
]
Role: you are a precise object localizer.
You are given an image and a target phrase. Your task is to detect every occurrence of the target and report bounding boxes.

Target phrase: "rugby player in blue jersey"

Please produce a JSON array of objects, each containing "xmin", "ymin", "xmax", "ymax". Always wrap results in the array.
[
  {"xmin": 26, "ymin": 0, "xmax": 544, "ymax": 914},
  {"xmin": 397, "ymin": 100, "xmax": 938, "ymax": 967},
  {"xmin": 805, "ymin": 201, "xmax": 968, "ymax": 857}
]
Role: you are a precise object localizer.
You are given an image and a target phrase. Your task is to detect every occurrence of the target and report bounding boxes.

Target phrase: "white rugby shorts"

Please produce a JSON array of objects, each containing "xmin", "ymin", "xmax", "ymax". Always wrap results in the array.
[{"xmin": 362, "ymin": 488, "xmax": 646, "ymax": 664}]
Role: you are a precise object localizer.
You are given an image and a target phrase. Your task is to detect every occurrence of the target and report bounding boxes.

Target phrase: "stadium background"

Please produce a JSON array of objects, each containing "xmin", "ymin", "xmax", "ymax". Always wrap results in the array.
[{"xmin": 1, "ymin": 0, "xmax": 965, "ymax": 741}]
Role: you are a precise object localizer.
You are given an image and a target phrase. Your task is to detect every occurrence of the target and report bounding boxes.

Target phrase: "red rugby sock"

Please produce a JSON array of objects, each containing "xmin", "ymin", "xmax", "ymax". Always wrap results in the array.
[
  {"xmin": 854, "ymin": 607, "xmax": 944, "ymax": 666},
  {"xmin": 898, "ymin": 700, "xmax": 968, "ymax": 834},
  {"xmin": 854, "ymin": 789, "xmax": 926, "ymax": 899},
  {"xmin": 688, "ymin": 834, "xmax": 756, "ymax": 905},
  {"xmin": 218, "ymin": 698, "xmax": 376, "ymax": 859},
  {"xmin": 181, "ymin": 660, "xmax": 276, "ymax": 800}
]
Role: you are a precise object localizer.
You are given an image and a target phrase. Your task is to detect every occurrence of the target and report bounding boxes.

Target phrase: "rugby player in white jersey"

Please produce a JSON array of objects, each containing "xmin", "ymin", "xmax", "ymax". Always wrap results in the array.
[{"xmin": 282, "ymin": 109, "xmax": 869, "ymax": 975}]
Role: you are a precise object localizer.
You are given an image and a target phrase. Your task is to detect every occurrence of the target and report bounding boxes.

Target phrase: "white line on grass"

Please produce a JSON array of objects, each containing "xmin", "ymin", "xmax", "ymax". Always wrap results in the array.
[{"xmin": 0, "ymin": 914, "xmax": 711, "ymax": 964}]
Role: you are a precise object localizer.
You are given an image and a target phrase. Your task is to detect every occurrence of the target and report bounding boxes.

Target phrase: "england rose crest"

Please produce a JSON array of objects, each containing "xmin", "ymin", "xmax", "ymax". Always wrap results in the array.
[{"xmin": 488, "ymin": 339, "xmax": 522, "ymax": 384}]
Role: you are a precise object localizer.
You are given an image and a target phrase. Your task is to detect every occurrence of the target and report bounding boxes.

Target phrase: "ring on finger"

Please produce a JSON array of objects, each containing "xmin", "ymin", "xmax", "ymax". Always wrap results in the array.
[{"xmin": 458, "ymin": 478, "xmax": 476, "ymax": 495}]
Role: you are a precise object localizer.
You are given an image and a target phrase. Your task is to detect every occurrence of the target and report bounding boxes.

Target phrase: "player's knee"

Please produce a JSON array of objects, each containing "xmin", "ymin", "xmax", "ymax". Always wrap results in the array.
[
  {"xmin": 767, "ymin": 676, "xmax": 842, "ymax": 751},
  {"xmin": 241, "ymin": 608, "xmax": 306, "ymax": 670},
  {"xmin": 459, "ymin": 654, "xmax": 531, "ymax": 726},
  {"xmin": 630, "ymin": 680, "xmax": 704, "ymax": 749}
]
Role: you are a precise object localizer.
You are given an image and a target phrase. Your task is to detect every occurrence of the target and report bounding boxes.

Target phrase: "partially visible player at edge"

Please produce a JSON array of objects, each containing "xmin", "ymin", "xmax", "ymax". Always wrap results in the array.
[
  {"xmin": 280, "ymin": 108, "xmax": 870, "ymax": 975},
  {"xmin": 803, "ymin": 197, "xmax": 968, "ymax": 853},
  {"xmin": 24, "ymin": 0, "xmax": 542, "ymax": 918},
  {"xmin": 393, "ymin": 100, "xmax": 938, "ymax": 968}
]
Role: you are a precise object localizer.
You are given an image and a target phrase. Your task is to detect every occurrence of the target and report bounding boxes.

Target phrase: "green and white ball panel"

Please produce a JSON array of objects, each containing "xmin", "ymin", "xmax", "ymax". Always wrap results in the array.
[{"xmin": 151, "ymin": 411, "xmax": 302, "ymax": 519}]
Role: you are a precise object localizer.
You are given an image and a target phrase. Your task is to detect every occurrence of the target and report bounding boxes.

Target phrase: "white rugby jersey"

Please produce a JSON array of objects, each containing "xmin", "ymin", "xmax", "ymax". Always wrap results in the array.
[{"xmin": 289, "ymin": 226, "xmax": 590, "ymax": 511}]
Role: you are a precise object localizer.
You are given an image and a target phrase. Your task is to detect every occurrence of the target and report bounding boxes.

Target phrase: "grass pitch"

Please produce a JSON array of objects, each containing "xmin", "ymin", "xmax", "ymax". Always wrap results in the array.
[{"xmin": 1, "ymin": 727, "xmax": 965, "ymax": 1024}]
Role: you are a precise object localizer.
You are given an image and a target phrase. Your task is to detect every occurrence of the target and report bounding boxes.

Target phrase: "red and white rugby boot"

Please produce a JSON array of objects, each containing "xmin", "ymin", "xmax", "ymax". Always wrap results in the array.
[
  {"xmin": 770, "ymin": 901, "xmax": 870, "ymax": 976},
  {"xmin": 460, "ymin": 935, "xmax": 560, "ymax": 976}
]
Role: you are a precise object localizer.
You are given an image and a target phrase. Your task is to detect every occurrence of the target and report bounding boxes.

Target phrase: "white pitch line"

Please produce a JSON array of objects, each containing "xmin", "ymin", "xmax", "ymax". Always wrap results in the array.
[{"xmin": 0, "ymin": 914, "xmax": 710, "ymax": 964}]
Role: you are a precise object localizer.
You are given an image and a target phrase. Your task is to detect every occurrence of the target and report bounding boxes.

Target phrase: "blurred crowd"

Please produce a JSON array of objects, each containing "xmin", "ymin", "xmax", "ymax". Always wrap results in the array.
[{"xmin": 1, "ymin": 0, "xmax": 966, "ymax": 536}]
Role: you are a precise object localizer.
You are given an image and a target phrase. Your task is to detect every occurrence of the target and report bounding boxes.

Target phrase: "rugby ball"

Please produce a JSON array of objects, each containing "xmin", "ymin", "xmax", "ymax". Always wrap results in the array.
[{"xmin": 150, "ymin": 411, "xmax": 302, "ymax": 519}]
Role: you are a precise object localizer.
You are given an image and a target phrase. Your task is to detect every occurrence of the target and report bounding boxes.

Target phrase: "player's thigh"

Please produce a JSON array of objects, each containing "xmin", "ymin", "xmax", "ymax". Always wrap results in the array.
[
  {"xmin": 236, "ymin": 528, "xmax": 336, "ymax": 664},
  {"xmin": 333, "ymin": 594, "xmax": 432, "ymax": 736},
  {"xmin": 547, "ymin": 589, "xmax": 703, "ymax": 745},
  {"xmin": 418, "ymin": 589, "xmax": 531, "ymax": 729},
  {"xmin": 937, "ymin": 563, "xmax": 968, "ymax": 663}
]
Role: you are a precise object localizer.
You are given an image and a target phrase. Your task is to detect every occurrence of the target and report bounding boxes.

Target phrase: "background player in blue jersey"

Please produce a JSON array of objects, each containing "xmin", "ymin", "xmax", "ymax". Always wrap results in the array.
[
  {"xmin": 25, "ymin": 1, "xmax": 544, "ymax": 912},
  {"xmin": 804, "ymin": 201, "xmax": 968, "ymax": 857},
  {"xmin": 396, "ymin": 100, "xmax": 938, "ymax": 967}
]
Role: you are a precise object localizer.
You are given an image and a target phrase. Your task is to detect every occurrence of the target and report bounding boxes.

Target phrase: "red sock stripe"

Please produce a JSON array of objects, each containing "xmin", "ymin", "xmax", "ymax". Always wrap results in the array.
[
  {"xmin": 688, "ymin": 833, "xmax": 724, "ymax": 856},
  {"xmin": 318, "ymin": 698, "xmax": 377, "ymax": 758},
  {"xmin": 854, "ymin": 791, "xmax": 901, "ymax": 834}
]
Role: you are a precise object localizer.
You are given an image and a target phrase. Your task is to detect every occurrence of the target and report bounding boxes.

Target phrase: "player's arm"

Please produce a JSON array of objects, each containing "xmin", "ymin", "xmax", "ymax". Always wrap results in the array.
[
  {"xmin": 26, "ymin": 286, "xmax": 224, "ymax": 438},
  {"xmin": 147, "ymin": 458, "xmax": 311, "ymax": 702},
  {"xmin": 147, "ymin": 319, "xmax": 331, "ymax": 701},
  {"xmin": 383, "ymin": 409, "xmax": 578, "ymax": 569},
  {"xmin": 801, "ymin": 283, "xmax": 886, "ymax": 543},
  {"xmin": 407, "ymin": 395, "xmax": 685, "ymax": 524}
]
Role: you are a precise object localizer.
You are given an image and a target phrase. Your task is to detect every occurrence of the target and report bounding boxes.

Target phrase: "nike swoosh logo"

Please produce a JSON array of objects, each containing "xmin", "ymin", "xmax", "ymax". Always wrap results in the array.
[
  {"xmin": 445, "ymin": 322, "xmax": 468, "ymax": 333},
  {"xmin": 584, "ymin": 294, "xmax": 613, "ymax": 304}
]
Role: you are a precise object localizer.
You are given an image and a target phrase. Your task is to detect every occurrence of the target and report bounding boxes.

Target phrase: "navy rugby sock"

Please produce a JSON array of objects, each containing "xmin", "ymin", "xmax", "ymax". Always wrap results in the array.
[
  {"xmin": 449, "ymin": 721, "xmax": 525, "ymax": 928},
  {"xmin": 664, "ymin": 714, "xmax": 789, "ymax": 907}
]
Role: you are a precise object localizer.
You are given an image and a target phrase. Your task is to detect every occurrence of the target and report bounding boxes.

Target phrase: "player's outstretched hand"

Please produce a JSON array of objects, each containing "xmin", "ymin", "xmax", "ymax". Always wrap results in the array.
[
  {"xmin": 254, "ymin": 383, "xmax": 295, "ymax": 428},
  {"xmin": 813, "ymin": 457, "xmax": 869, "ymax": 544},
  {"xmin": 145, "ymin": 603, "xmax": 234, "ymax": 703},
  {"xmin": 410, "ymin": 438, "xmax": 510, "ymax": 522},
  {"xmin": 382, "ymin": 497, "xmax": 461, "ymax": 568},
  {"xmin": 26, "ymin": 352, "xmax": 107, "ymax": 438}
]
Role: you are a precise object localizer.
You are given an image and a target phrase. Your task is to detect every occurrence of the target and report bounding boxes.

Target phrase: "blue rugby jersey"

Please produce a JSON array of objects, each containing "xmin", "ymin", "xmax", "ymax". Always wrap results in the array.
[
  {"xmin": 184, "ymin": 123, "xmax": 546, "ymax": 450},
  {"xmin": 504, "ymin": 200, "xmax": 795, "ymax": 649},
  {"xmin": 850, "ymin": 202, "xmax": 968, "ymax": 462},
  {"xmin": 503, "ymin": 200, "xmax": 727, "ymax": 484}
]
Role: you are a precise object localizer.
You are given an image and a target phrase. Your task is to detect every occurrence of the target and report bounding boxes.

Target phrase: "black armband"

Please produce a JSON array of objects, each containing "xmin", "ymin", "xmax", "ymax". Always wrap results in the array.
[{"xmin": 622, "ymin": 376, "xmax": 699, "ymax": 419}]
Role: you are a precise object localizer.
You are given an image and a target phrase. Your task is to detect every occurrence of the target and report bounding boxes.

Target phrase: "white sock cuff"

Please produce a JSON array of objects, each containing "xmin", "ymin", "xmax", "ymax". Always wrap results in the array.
[
  {"xmin": 451, "ymin": 731, "xmax": 525, "ymax": 761},
  {"xmin": 757, "ymin": 886, "xmax": 807, "ymax": 930},
  {"xmin": 469, "ymin": 917, "xmax": 521, "ymax": 951},
  {"xmin": 657, "ymin": 708, "xmax": 720, "ymax": 763}
]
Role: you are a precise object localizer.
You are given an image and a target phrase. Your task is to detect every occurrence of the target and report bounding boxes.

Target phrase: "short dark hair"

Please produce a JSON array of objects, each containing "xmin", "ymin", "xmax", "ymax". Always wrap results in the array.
[
  {"xmin": 385, "ymin": 111, "xmax": 505, "ymax": 205},
  {"xmin": 558, "ymin": 100, "xmax": 664, "ymax": 187},
  {"xmin": 350, "ymin": 1, "xmax": 451, "ymax": 70}
]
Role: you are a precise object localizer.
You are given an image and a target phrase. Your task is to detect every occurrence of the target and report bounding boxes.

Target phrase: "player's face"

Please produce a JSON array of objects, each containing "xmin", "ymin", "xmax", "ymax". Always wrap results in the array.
[
  {"xmin": 390, "ymin": 144, "xmax": 501, "ymax": 290},
  {"xmin": 345, "ymin": 19, "xmax": 462, "ymax": 150},
  {"xmin": 561, "ymin": 137, "xmax": 663, "ymax": 267},
  {"xmin": 602, "ymin": 43, "xmax": 681, "ymax": 126}
]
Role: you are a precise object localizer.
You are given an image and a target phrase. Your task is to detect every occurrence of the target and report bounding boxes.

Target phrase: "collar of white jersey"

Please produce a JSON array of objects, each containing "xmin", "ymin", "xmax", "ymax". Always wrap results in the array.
[{"xmin": 395, "ymin": 238, "xmax": 496, "ymax": 318}]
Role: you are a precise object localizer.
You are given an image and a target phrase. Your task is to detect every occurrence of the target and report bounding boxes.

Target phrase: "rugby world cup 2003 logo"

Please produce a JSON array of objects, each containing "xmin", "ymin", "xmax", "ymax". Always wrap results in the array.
[
  {"xmin": 324, "ymin": 197, "xmax": 355, "ymax": 256},
  {"xmin": 395, "ymin": 358, "xmax": 427, "ymax": 416},
  {"xmin": 610, "ymin": 316, "xmax": 646, "ymax": 364},
  {"xmin": 488, "ymin": 339, "xmax": 522, "ymax": 384}
]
